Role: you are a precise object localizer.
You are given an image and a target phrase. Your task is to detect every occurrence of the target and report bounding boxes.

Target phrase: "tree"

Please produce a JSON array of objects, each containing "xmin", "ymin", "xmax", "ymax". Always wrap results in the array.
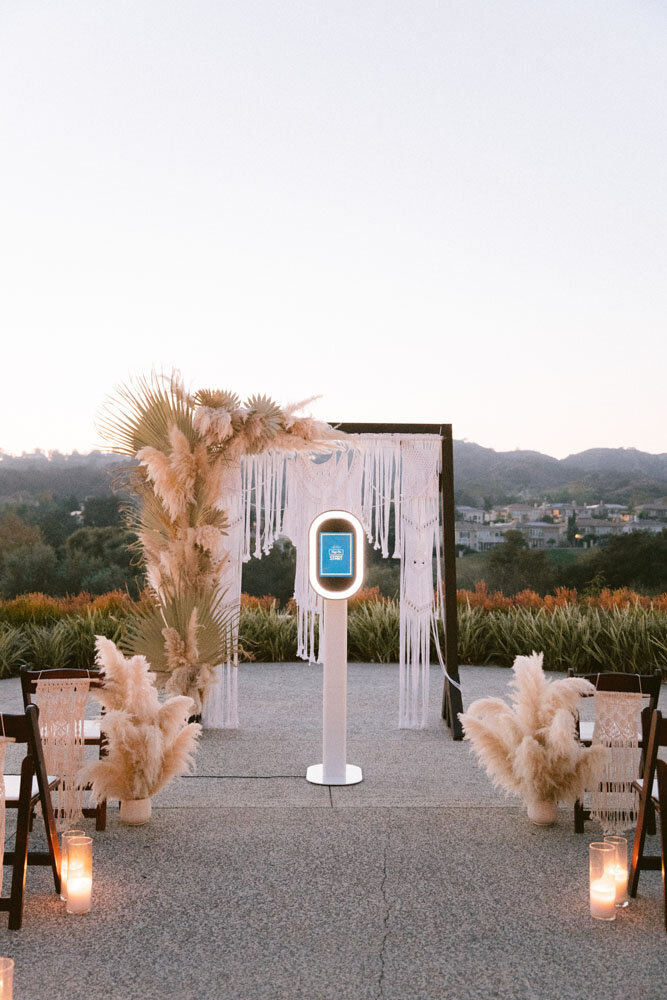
[
  {"xmin": 83, "ymin": 495, "xmax": 121, "ymax": 527},
  {"xmin": 0, "ymin": 511, "xmax": 42, "ymax": 553},
  {"xmin": 487, "ymin": 531, "xmax": 555, "ymax": 595},
  {"xmin": 559, "ymin": 529, "xmax": 667, "ymax": 594}
]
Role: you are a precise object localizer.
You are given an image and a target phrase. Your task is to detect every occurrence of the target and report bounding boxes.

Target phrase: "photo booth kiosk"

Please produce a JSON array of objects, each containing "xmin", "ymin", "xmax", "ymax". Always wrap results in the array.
[{"xmin": 306, "ymin": 510, "xmax": 364, "ymax": 786}]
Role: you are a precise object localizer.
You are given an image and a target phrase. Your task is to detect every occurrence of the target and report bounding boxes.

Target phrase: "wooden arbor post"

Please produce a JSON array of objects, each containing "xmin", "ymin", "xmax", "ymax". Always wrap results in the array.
[{"xmin": 334, "ymin": 422, "xmax": 464, "ymax": 739}]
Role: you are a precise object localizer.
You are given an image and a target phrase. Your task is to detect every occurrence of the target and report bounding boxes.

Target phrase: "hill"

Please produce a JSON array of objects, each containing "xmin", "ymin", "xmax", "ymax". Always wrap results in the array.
[{"xmin": 0, "ymin": 444, "xmax": 665, "ymax": 508}]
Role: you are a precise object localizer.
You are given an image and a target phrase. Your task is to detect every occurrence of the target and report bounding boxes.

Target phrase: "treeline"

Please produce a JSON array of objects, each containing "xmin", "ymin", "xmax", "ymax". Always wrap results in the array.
[
  {"xmin": 1, "ymin": 498, "xmax": 666, "ymax": 602},
  {"xmin": 0, "ymin": 495, "xmax": 143, "ymax": 598}
]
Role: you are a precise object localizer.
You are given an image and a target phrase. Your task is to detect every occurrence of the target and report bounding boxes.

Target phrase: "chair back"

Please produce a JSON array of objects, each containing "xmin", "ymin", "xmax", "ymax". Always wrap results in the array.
[
  {"xmin": 568, "ymin": 669, "xmax": 661, "ymax": 714},
  {"xmin": 0, "ymin": 705, "xmax": 40, "ymax": 747},
  {"xmin": 20, "ymin": 666, "xmax": 103, "ymax": 709},
  {"xmin": 639, "ymin": 707, "xmax": 667, "ymax": 764}
]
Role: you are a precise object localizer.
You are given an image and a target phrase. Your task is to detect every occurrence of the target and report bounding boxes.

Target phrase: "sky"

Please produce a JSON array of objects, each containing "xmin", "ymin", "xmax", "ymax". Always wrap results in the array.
[{"xmin": 1, "ymin": 1, "xmax": 665, "ymax": 460}]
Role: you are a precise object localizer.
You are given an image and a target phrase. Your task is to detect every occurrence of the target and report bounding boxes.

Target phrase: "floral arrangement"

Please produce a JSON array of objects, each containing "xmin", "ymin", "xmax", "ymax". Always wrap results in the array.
[
  {"xmin": 99, "ymin": 372, "xmax": 339, "ymax": 711},
  {"xmin": 82, "ymin": 636, "xmax": 201, "ymax": 803},
  {"xmin": 459, "ymin": 651, "xmax": 608, "ymax": 820}
]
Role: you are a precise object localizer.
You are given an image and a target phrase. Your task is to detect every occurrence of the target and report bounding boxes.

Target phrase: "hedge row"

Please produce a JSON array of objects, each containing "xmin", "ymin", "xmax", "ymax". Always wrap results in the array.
[{"xmin": 0, "ymin": 598, "xmax": 664, "ymax": 679}]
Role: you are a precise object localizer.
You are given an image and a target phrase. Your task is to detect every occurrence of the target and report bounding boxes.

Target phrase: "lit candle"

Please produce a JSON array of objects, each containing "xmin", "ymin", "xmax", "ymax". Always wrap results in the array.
[
  {"xmin": 589, "ymin": 842, "xmax": 616, "ymax": 921},
  {"xmin": 590, "ymin": 877, "xmax": 616, "ymax": 920},
  {"xmin": 60, "ymin": 828, "xmax": 85, "ymax": 901},
  {"xmin": 604, "ymin": 835, "xmax": 629, "ymax": 908},
  {"xmin": 0, "ymin": 957, "xmax": 14, "ymax": 999},
  {"xmin": 65, "ymin": 835, "xmax": 93, "ymax": 915},
  {"xmin": 66, "ymin": 875, "xmax": 92, "ymax": 914}
]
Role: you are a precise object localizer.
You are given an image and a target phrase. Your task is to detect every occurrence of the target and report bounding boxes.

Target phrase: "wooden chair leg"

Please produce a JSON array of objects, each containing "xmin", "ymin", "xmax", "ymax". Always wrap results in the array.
[
  {"xmin": 7, "ymin": 761, "xmax": 32, "ymax": 930},
  {"xmin": 574, "ymin": 799, "xmax": 585, "ymax": 834},
  {"xmin": 630, "ymin": 783, "xmax": 653, "ymax": 897},
  {"xmin": 660, "ymin": 803, "xmax": 667, "ymax": 933},
  {"xmin": 96, "ymin": 798, "xmax": 107, "ymax": 832}
]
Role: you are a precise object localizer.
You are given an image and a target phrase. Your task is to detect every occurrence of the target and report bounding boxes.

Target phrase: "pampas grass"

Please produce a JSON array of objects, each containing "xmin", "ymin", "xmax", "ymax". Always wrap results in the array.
[
  {"xmin": 98, "ymin": 370, "xmax": 342, "ymax": 709},
  {"xmin": 459, "ymin": 651, "xmax": 608, "ymax": 809},
  {"xmin": 82, "ymin": 636, "xmax": 201, "ymax": 803}
]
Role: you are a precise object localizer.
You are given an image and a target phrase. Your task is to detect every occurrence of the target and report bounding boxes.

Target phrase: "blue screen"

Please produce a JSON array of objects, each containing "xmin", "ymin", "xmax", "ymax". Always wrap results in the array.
[{"xmin": 320, "ymin": 532, "xmax": 353, "ymax": 577}]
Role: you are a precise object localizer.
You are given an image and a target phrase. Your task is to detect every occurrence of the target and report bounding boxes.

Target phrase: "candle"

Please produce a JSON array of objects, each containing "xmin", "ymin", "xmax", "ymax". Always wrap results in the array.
[
  {"xmin": 604, "ymin": 836, "xmax": 629, "ymax": 908},
  {"xmin": 66, "ymin": 875, "xmax": 92, "ymax": 914},
  {"xmin": 65, "ymin": 835, "xmax": 93, "ymax": 915},
  {"xmin": 590, "ymin": 877, "xmax": 616, "ymax": 920},
  {"xmin": 0, "ymin": 958, "xmax": 14, "ymax": 999},
  {"xmin": 60, "ymin": 829, "xmax": 85, "ymax": 901},
  {"xmin": 589, "ymin": 842, "xmax": 616, "ymax": 921}
]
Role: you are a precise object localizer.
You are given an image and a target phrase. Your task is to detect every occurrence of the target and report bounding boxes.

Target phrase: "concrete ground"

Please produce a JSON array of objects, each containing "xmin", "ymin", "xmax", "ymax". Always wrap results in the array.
[{"xmin": 1, "ymin": 664, "xmax": 665, "ymax": 1000}]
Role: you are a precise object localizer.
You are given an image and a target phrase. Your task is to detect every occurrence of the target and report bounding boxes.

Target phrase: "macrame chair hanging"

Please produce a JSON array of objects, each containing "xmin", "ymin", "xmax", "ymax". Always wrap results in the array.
[
  {"xmin": 202, "ymin": 427, "xmax": 463, "ymax": 733},
  {"xmin": 589, "ymin": 688, "xmax": 643, "ymax": 834},
  {"xmin": 34, "ymin": 676, "xmax": 90, "ymax": 831}
]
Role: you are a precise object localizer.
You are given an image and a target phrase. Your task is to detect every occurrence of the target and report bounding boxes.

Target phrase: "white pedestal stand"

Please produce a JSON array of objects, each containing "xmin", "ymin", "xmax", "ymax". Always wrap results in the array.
[{"xmin": 306, "ymin": 598, "xmax": 363, "ymax": 786}]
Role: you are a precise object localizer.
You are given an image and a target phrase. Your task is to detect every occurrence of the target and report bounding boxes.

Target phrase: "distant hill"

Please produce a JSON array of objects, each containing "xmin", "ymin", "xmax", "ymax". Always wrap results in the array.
[
  {"xmin": 0, "ymin": 445, "xmax": 665, "ymax": 508},
  {"xmin": 0, "ymin": 451, "xmax": 131, "ymax": 503},
  {"xmin": 452, "ymin": 443, "xmax": 667, "ymax": 505}
]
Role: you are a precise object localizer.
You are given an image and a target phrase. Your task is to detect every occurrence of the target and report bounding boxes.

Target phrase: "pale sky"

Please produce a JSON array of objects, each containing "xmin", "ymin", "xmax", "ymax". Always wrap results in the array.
[{"xmin": 1, "ymin": 1, "xmax": 665, "ymax": 459}]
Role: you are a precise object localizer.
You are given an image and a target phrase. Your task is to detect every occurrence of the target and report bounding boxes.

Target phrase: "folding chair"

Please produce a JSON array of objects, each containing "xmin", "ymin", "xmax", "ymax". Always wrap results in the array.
[
  {"xmin": 568, "ymin": 670, "xmax": 661, "ymax": 833},
  {"xmin": 629, "ymin": 708, "xmax": 667, "ymax": 927},
  {"xmin": 21, "ymin": 667, "xmax": 107, "ymax": 831},
  {"xmin": 1, "ymin": 705, "xmax": 61, "ymax": 929}
]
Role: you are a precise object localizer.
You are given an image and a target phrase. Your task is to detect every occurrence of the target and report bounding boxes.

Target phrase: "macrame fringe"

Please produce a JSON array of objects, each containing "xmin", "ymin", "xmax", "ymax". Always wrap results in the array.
[
  {"xmin": 203, "ymin": 433, "xmax": 448, "ymax": 731},
  {"xmin": 35, "ymin": 677, "xmax": 89, "ymax": 831},
  {"xmin": 589, "ymin": 690, "xmax": 642, "ymax": 834}
]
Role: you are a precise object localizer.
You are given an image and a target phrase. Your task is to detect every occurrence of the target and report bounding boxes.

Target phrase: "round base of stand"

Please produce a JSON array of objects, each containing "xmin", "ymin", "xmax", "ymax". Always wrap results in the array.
[{"xmin": 306, "ymin": 764, "xmax": 363, "ymax": 786}]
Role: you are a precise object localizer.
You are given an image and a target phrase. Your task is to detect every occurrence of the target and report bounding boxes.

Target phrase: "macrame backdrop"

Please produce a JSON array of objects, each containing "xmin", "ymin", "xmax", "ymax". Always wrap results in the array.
[
  {"xmin": 35, "ymin": 677, "xmax": 89, "ymax": 831},
  {"xmin": 203, "ymin": 433, "xmax": 448, "ymax": 730},
  {"xmin": 589, "ymin": 690, "xmax": 643, "ymax": 834},
  {"xmin": 0, "ymin": 734, "xmax": 6, "ymax": 896}
]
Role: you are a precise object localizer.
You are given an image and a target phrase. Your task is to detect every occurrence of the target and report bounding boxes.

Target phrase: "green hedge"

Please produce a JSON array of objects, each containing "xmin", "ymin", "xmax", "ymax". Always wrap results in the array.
[{"xmin": 0, "ymin": 601, "xmax": 664, "ymax": 679}]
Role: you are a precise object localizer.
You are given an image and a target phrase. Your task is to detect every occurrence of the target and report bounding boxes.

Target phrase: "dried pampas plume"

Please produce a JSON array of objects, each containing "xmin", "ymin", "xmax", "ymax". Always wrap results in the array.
[
  {"xmin": 459, "ymin": 652, "xmax": 608, "ymax": 809},
  {"xmin": 100, "ymin": 369, "xmax": 342, "ymax": 711},
  {"xmin": 81, "ymin": 636, "xmax": 201, "ymax": 803}
]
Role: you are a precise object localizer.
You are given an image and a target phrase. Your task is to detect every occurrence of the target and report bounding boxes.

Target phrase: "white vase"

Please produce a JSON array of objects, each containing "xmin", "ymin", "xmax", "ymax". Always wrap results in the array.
[
  {"xmin": 120, "ymin": 797, "xmax": 152, "ymax": 825},
  {"xmin": 526, "ymin": 799, "xmax": 558, "ymax": 826}
]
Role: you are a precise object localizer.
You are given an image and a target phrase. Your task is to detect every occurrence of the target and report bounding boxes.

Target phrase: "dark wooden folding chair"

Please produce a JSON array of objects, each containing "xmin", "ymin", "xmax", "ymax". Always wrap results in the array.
[
  {"xmin": 629, "ymin": 708, "xmax": 667, "ymax": 927},
  {"xmin": 1, "ymin": 705, "xmax": 61, "ymax": 929},
  {"xmin": 20, "ymin": 666, "xmax": 107, "ymax": 831},
  {"xmin": 567, "ymin": 670, "xmax": 662, "ymax": 833}
]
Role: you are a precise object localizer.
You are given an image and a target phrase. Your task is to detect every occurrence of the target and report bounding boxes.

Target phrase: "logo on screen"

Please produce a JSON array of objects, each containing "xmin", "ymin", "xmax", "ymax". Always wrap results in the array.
[{"xmin": 320, "ymin": 532, "xmax": 353, "ymax": 577}]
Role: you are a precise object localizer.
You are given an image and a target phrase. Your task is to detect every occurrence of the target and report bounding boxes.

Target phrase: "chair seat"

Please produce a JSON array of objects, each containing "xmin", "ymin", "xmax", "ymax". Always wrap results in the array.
[
  {"xmin": 579, "ymin": 720, "xmax": 643, "ymax": 744},
  {"xmin": 3, "ymin": 774, "xmax": 59, "ymax": 802},
  {"xmin": 633, "ymin": 777, "xmax": 659, "ymax": 801},
  {"xmin": 84, "ymin": 719, "xmax": 101, "ymax": 741}
]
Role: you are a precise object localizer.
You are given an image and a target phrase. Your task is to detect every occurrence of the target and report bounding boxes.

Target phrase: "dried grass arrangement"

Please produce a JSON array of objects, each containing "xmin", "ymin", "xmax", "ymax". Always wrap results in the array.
[
  {"xmin": 459, "ymin": 651, "xmax": 608, "ymax": 823},
  {"xmin": 99, "ymin": 372, "xmax": 338, "ymax": 711},
  {"xmin": 82, "ymin": 636, "xmax": 201, "ymax": 805}
]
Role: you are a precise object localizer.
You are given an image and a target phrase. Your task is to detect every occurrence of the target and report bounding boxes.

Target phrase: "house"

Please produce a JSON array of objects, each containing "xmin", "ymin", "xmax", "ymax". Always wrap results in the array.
[
  {"xmin": 499, "ymin": 503, "xmax": 546, "ymax": 523},
  {"xmin": 634, "ymin": 501, "xmax": 667, "ymax": 522},
  {"xmin": 455, "ymin": 506, "xmax": 486, "ymax": 524},
  {"xmin": 455, "ymin": 521, "xmax": 516, "ymax": 552},
  {"xmin": 621, "ymin": 520, "xmax": 666, "ymax": 536},
  {"xmin": 517, "ymin": 521, "xmax": 566, "ymax": 549}
]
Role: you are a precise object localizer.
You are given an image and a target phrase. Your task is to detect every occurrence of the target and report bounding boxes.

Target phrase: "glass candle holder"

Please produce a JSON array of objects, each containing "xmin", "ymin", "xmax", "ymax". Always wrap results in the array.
[
  {"xmin": 60, "ymin": 829, "xmax": 86, "ymax": 901},
  {"xmin": 589, "ymin": 842, "xmax": 616, "ymax": 920},
  {"xmin": 604, "ymin": 835, "xmax": 629, "ymax": 908},
  {"xmin": 0, "ymin": 958, "xmax": 14, "ymax": 999},
  {"xmin": 65, "ymin": 835, "xmax": 93, "ymax": 915}
]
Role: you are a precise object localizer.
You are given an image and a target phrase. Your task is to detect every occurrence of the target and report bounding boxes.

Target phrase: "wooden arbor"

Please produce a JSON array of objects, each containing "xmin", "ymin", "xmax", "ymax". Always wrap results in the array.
[{"xmin": 334, "ymin": 422, "xmax": 463, "ymax": 739}]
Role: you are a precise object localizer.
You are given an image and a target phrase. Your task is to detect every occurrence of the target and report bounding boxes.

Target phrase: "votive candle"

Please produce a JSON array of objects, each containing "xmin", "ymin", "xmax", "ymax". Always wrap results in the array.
[
  {"xmin": 589, "ymin": 842, "xmax": 616, "ymax": 921},
  {"xmin": 65, "ymin": 835, "xmax": 92, "ymax": 915},
  {"xmin": 0, "ymin": 957, "xmax": 14, "ymax": 999},
  {"xmin": 604, "ymin": 835, "xmax": 629, "ymax": 907},
  {"xmin": 60, "ymin": 829, "xmax": 86, "ymax": 901}
]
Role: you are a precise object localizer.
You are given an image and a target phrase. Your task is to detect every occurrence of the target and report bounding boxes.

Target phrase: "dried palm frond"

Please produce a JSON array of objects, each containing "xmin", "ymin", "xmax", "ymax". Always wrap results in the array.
[
  {"xmin": 82, "ymin": 637, "xmax": 201, "ymax": 802},
  {"xmin": 459, "ymin": 651, "xmax": 608, "ymax": 809},
  {"xmin": 98, "ymin": 371, "xmax": 198, "ymax": 457},
  {"xmin": 122, "ymin": 583, "xmax": 236, "ymax": 710}
]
